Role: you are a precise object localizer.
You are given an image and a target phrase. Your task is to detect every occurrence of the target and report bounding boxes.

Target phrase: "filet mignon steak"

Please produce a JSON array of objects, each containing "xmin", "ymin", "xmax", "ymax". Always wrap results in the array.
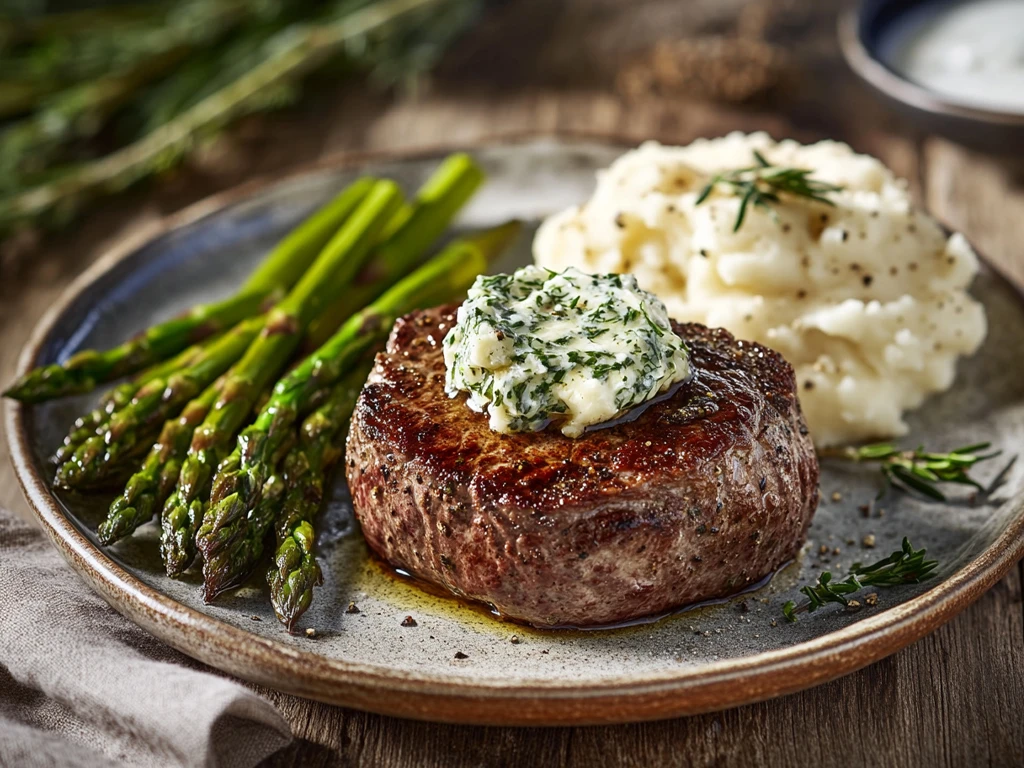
[{"xmin": 346, "ymin": 305, "xmax": 819, "ymax": 627}]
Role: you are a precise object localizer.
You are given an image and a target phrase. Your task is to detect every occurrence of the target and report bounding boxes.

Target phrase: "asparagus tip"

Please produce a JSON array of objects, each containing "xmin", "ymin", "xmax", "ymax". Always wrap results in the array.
[
  {"xmin": 202, "ymin": 579, "xmax": 228, "ymax": 605},
  {"xmin": 161, "ymin": 516, "xmax": 197, "ymax": 578},
  {"xmin": 270, "ymin": 557, "xmax": 323, "ymax": 631},
  {"xmin": 195, "ymin": 492, "xmax": 242, "ymax": 556},
  {"xmin": 96, "ymin": 518, "xmax": 118, "ymax": 546},
  {"xmin": 98, "ymin": 494, "xmax": 153, "ymax": 546},
  {"xmin": 52, "ymin": 458, "xmax": 85, "ymax": 490},
  {"xmin": 2, "ymin": 370, "xmax": 41, "ymax": 402},
  {"xmin": 3, "ymin": 363, "xmax": 94, "ymax": 403}
]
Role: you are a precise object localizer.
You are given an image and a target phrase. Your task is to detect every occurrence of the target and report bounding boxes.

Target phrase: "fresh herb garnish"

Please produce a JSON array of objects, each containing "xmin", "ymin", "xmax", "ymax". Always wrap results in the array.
[
  {"xmin": 821, "ymin": 441, "xmax": 1003, "ymax": 501},
  {"xmin": 695, "ymin": 150, "xmax": 843, "ymax": 232},
  {"xmin": 782, "ymin": 537, "xmax": 937, "ymax": 622}
]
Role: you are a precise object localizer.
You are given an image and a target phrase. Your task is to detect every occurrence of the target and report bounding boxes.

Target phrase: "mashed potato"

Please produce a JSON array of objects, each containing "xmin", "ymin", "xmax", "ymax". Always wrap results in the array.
[{"xmin": 533, "ymin": 132, "xmax": 986, "ymax": 446}]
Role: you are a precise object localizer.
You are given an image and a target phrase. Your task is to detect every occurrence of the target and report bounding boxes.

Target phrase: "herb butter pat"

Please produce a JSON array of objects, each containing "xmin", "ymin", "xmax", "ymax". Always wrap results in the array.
[{"xmin": 443, "ymin": 265, "xmax": 691, "ymax": 437}]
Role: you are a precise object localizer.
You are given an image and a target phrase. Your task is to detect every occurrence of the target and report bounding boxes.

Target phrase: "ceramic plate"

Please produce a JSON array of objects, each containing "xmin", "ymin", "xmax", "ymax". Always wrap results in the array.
[{"xmin": 7, "ymin": 139, "xmax": 1024, "ymax": 725}]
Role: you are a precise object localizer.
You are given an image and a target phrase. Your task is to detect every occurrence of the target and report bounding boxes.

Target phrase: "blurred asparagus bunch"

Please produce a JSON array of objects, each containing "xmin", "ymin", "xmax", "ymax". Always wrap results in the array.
[
  {"xmin": 5, "ymin": 153, "xmax": 522, "ymax": 631},
  {"xmin": 0, "ymin": 0, "xmax": 483, "ymax": 235}
]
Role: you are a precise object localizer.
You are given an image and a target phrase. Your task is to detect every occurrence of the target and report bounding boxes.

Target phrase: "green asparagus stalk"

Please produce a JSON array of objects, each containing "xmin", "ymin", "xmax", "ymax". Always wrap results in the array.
[
  {"xmin": 98, "ymin": 376, "xmax": 225, "ymax": 545},
  {"xmin": 198, "ymin": 364, "xmax": 369, "ymax": 604},
  {"xmin": 4, "ymin": 176, "xmax": 375, "ymax": 403},
  {"xmin": 205, "ymin": 221, "xmax": 520, "ymax": 555},
  {"xmin": 51, "ymin": 331, "xmax": 223, "ymax": 465},
  {"xmin": 53, "ymin": 315, "xmax": 266, "ymax": 490},
  {"xmin": 196, "ymin": 430, "xmax": 300, "ymax": 593},
  {"xmin": 304, "ymin": 152, "xmax": 484, "ymax": 347},
  {"xmin": 266, "ymin": 449, "xmax": 330, "ymax": 629},
  {"xmin": 159, "ymin": 179, "xmax": 404, "ymax": 576},
  {"xmin": 53, "ymin": 155, "xmax": 476, "ymax": 484},
  {"xmin": 217, "ymin": 464, "xmax": 289, "ymax": 582},
  {"xmin": 266, "ymin": 222, "xmax": 521, "ymax": 434},
  {"xmin": 237, "ymin": 177, "xmax": 379, "ymax": 295},
  {"xmin": 265, "ymin": 369, "xmax": 369, "ymax": 628},
  {"xmin": 188, "ymin": 158, "xmax": 485, "ymax": 590},
  {"xmin": 52, "ymin": 382, "xmax": 138, "ymax": 466}
]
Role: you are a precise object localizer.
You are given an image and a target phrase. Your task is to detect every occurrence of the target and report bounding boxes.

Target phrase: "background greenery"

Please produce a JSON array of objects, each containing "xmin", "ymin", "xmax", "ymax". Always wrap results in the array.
[{"xmin": 0, "ymin": 0, "xmax": 484, "ymax": 235}]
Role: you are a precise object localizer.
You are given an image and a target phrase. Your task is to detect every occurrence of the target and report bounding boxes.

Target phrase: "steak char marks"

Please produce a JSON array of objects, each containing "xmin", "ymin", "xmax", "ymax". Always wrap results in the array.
[{"xmin": 346, "ymin": 305, "xmax": 819, "ymax": 628}]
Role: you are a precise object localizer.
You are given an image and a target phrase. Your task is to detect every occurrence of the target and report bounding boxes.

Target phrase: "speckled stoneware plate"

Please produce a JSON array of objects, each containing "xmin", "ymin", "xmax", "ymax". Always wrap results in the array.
[{"xmin": 7, "ymin": 139, "xmax": 1024, "ymax": 725}]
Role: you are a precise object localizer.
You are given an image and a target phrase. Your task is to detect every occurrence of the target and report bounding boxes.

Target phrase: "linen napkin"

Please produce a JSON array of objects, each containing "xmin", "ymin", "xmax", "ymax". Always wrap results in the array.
[{"xmin": 0, "ymin": 506, "xmax": 292, "ymax": 768}]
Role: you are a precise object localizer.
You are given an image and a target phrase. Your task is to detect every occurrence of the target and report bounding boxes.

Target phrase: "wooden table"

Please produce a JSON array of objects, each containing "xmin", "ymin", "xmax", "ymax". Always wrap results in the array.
[{"xmin": 2, "ymin": 2, "xmax": 1022, "ymax": 765}]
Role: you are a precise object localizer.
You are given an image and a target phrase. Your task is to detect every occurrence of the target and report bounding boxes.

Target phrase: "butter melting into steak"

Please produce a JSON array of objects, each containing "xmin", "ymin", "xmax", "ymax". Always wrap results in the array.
[{"xmin": 346, "ymin": 305, "xmax": 819, "ymax": 627}]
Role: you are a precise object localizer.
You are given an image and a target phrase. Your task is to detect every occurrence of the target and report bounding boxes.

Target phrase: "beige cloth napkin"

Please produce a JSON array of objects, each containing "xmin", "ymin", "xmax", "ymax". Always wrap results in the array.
[{"xmin": 0, "ymin": 506, "xmax": 291, "ymax": 768}]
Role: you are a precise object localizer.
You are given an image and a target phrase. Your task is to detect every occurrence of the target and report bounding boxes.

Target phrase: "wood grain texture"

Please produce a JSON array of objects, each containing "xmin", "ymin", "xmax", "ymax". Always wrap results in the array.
[{"xmin": 1, "ymin": 0, "xmax": 1022, "ymax": 765}]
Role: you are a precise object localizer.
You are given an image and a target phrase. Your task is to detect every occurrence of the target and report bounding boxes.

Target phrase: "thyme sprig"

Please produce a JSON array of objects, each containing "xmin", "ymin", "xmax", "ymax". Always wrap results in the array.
[
  {"xmin": 783, "ymin": 537, "xmax": 937, "ymax": 622},
  {"xmin": 694, "ymin": 150, "xmax": 843, "ymax": 232},
  {"xmin": 822, "ymin": 441, "xmax": 1003, "ymax": 501}
]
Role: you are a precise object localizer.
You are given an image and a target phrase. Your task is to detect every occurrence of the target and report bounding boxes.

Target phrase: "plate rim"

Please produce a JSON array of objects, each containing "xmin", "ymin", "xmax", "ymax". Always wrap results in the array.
[{"xmin": 7, "ymin": 136, "xmax": 1024, "ymax": 725}]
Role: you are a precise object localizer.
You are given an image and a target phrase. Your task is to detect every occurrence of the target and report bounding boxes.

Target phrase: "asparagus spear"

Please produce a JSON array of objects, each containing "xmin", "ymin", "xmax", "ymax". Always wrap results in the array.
[
  {"xmin": 304, "ymin": 152, "xmax": 484, "ymax": 347},
  {"xmin": 51, "ymin": 153, "xmax": 477, "ymax": 486},
  {"xmin": 189, "ymin": 156, "xmax": 486, "ymax": 591},
  {"xmin": 205, "ymin": 222, "xmax": 520, "ymax": 557},
  {"xmin": 212, "ymin": 462, "xmax": 289, "ymax": 584},
  {"xmin": 267, "ymin": 222, "xmax": 522, "ymax": 436},
  {"xmin": 265, "ymin": 369, "xmax": 369, "ymax": 628},
  {"xmin": 98, "ymin": 377, "xmax": 225, "ymax": 545},
  {"xmin": 51, "ymin": 331, "xmax": 222, "ymax": 465},
  {"xmin": 160, "ymin": 180, "xmax": 404, "ymax": 576},
  {"xmin": 198, "ymin": 365, "xmax": 369, "ymax": 604},
  {"xmin": 169, "ymin": 159, "xmax": 485, "ymax": 572},
  {"xmin": 197, "ymin": 429, "xmax": 301, "ymax": 594},
  {"xmin": 53, "ymin": 315, "xmax": 265, "ymax": 490},
  {"xmin": 52, "ymin": 382, "xmax": 138, "ymax": 466},
  {"xmin": 4, "ymin": 176, "xmax": 375, "ymax": 403}
]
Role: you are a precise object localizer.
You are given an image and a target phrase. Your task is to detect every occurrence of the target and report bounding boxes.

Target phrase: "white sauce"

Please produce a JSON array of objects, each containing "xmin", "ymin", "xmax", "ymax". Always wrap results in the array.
[
  {"xmin": 886, "ymin": 0, "xmax": 1024, "ymax": 113},
  {"xmin": 443, "ymin": 265, "xmax": 692, "ymax": 438}
]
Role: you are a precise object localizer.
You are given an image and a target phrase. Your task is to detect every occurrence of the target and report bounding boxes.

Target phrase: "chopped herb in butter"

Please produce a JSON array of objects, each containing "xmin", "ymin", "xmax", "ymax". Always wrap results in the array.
[{"xmin": 443, "ymin": 265, "xmax": 691, "ymax": 437}]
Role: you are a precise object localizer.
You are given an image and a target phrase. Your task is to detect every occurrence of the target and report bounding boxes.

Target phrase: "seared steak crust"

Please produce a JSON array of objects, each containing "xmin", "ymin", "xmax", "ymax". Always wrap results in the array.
[{"xmin": 346, "ymin": 305, "xmax": 819, "ymax": 627}]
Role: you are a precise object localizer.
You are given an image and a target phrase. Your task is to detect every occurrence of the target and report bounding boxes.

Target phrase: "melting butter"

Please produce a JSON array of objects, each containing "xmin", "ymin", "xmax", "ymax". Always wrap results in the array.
[{"xmin": 443, "ymin": 265, "xmax": 691, "ymax": 438}]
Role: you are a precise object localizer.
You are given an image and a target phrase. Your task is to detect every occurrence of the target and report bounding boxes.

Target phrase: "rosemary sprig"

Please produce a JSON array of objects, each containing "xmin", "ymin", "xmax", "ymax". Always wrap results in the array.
[
  {"xmin": 0, "ymin": 0, "xmax": 482, "ymax": 234},
  {"xmin": 694, "ymin": 150, "xmax": 843, "ymax": 232},
  {"xmin": 822, "ymin": 441, "xmax": 1002, "ymax": 501},
  {"xmin": 782, "ymin": 537, "xmax": 937, "ymax": 622}
]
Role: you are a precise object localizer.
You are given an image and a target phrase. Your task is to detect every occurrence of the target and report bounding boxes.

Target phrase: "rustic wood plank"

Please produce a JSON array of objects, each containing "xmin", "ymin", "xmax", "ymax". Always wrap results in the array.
[{"xmin": 923, "ymin": 138, "xmax": 1024, "ymax": 286}]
